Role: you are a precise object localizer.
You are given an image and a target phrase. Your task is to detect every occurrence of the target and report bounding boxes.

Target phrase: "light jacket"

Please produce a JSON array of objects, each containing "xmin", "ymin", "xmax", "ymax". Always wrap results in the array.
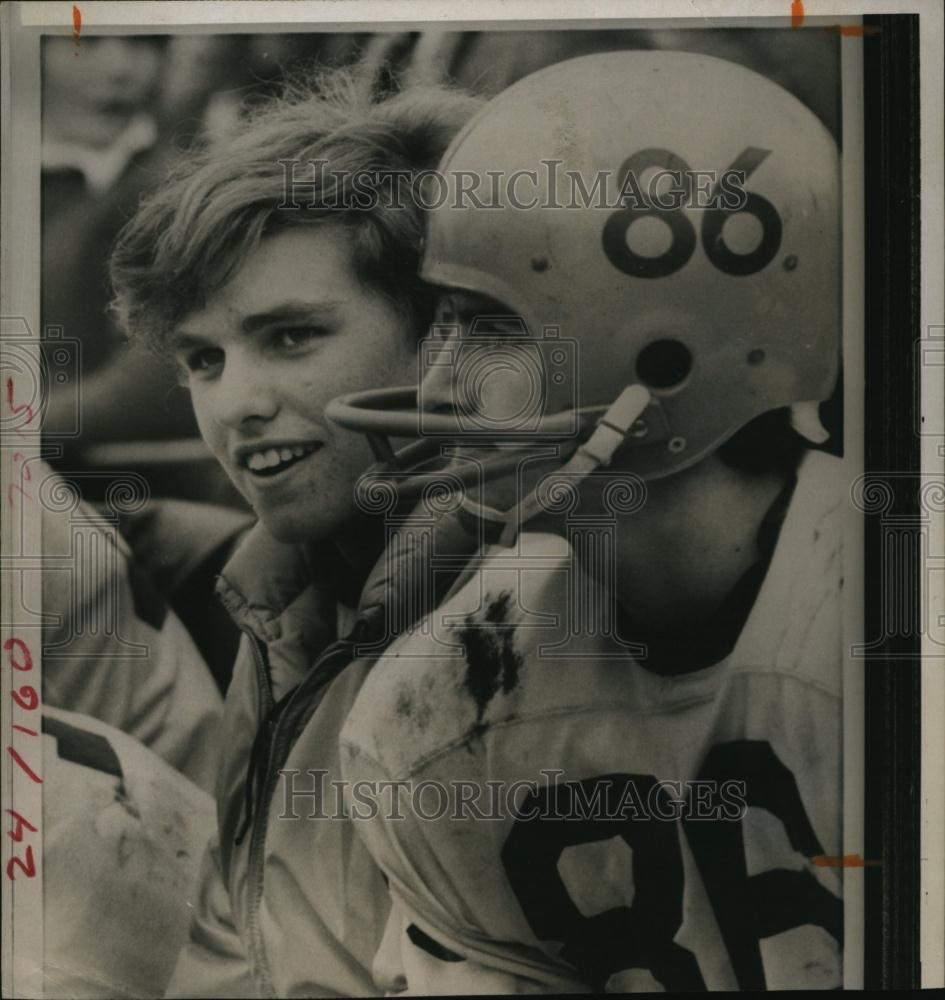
[{"xmin": 166, "ymin": 523, "xmax": 392, "ymax": 998}]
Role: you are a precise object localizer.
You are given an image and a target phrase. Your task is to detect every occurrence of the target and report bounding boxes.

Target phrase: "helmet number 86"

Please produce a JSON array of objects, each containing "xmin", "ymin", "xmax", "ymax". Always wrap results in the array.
[{"xmin": 602, "ymin": 147, "xmax": 782, "ymax": 279}]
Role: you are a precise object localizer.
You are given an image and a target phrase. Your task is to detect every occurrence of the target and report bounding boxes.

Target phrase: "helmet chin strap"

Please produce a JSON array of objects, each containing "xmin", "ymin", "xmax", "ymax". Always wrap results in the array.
[
  {"xmin": 461, "ymin": 385, "xmax": 652, "ymax": 547},
  {"xmin": 789, "ymin": 401, "xmax": 830, "ymax": 445}
]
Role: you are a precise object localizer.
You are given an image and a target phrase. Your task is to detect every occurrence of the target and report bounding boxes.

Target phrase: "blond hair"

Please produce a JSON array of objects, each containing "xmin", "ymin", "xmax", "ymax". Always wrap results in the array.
[{"xmin": 110, "ymin": 68, "xmax": 482, "ymax": 354}]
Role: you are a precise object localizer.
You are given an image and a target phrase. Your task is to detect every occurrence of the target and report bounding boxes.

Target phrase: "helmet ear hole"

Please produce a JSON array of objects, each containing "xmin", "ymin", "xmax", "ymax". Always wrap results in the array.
[{"xmin": 635, "ymin": 339, "xmax": 692, "ymax": 390}]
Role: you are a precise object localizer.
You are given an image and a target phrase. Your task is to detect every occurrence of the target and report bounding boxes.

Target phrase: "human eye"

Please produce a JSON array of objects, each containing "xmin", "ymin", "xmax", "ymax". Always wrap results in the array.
[
  {"xmin": 466, "ymin": 315, "xmax": 527, "ymax": 338},
  {"xmin": 272, "ymin": 326, "xmax": 327, "ymax": 350},
  {"xmin": 180, "ymin": 346, "xmax": 224, "ymax": 379}
]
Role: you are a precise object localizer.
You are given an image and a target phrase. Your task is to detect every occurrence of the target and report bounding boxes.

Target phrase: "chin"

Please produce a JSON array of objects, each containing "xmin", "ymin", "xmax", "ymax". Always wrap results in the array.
[{"xmin": 256, "ymin": 503, "xmax": 346, "ymax": 545}]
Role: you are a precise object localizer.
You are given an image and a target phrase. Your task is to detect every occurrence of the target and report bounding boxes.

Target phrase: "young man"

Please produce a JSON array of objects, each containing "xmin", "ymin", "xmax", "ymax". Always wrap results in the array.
[
  {"xmin": 109, "ymin": 71, "xmax": 482, "ymax": 996},
  {"xmin": 333, "ymin": 50, "xmax": 844, "ymax": 991}
]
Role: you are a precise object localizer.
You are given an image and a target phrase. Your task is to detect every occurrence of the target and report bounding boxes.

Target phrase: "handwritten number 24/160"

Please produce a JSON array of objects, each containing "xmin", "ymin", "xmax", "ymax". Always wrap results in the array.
[{"xmin": 602, "ymin": 147, "xmax": 783, "ymax": 279}]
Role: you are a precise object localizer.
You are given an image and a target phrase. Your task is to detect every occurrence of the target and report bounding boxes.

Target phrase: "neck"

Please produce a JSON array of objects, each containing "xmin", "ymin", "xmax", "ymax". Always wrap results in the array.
[
  {"xmin": 304, "ymin": 510, "xmax": 387, "ymax": 608},
  {"xmin": 613, "ymin": 459, "xmax": 795, "ymax": 673}
]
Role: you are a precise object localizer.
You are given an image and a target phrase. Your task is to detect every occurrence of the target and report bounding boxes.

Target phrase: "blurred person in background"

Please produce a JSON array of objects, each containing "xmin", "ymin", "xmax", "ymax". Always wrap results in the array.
[{"xmin": 41, "ymin": 35, "xmax": 196, "ymax": 449}]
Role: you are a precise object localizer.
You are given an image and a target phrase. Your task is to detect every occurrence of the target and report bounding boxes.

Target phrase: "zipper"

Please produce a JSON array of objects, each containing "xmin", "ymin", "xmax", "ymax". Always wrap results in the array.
[
  {"xmin": 249, "ymin": 631, "xmax": 275, "ymax": 719},
  {"xmin": 234, "ymin": 636, "xmax": 278, "ymax": 847},
  {"xmin": 241, "ymin": 632, "xmax": 277, "ymax": 996},
  {"xmin": 241, "ymin": 634, "xmax": 358, "ymax": 997}
]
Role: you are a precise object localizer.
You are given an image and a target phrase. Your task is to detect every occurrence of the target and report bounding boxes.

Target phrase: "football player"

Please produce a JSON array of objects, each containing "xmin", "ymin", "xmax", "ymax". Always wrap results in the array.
[
  {"xmin": 332, "ymin": 50, "xmax": 844, "ymax": 991},
  {"xmin": 109, "ymin": 71, "xmax": 482, "ymax": 996}
]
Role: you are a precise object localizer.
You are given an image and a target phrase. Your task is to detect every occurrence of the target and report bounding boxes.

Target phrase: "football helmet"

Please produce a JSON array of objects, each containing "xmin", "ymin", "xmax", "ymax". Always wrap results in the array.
[{"xmin": 327, "ymin": 50, "xmax": 840, "ymax": 536}]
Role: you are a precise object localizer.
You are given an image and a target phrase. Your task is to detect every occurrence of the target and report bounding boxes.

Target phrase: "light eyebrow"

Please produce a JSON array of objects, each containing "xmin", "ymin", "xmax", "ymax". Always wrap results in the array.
[
  {"xmin": 169, "ymin": 332, "xmax": 211, "ymax": 355},
  {"xmin": 241, "ymin": 300, "xmax": 342, "ymax": 334},
  {"xmin": 171, "ymin": 300, "xmax": 343, "ymax": 351}
]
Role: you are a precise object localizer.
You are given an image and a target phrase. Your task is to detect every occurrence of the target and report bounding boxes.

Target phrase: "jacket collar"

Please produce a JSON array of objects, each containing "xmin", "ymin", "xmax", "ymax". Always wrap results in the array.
[
  {"xmin": 215, "ymin": 519, "xmax": 376, "ymax": 643},
  {"xmin": 215, "ymin": 522, "xmax": 330, "ymax": 641}
]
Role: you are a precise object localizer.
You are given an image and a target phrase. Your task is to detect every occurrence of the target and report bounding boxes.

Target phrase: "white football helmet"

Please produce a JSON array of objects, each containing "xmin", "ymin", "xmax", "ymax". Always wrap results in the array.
[{"xmin": 327, "ymin": 50, "xmax": 840, "ymax": 538}]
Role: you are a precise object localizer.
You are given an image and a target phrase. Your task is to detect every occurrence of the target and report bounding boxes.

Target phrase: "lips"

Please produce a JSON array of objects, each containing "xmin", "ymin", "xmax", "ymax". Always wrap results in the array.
[{"xmin": 240, "ymin": 443, "xmax": 321, "ymax": 477}]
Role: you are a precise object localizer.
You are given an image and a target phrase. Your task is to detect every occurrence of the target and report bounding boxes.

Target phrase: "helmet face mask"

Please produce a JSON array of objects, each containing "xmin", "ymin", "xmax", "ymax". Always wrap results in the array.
[
  {"xmin": 418, "ymin": 294, "xmax": 582, "ymax": 441},
  {"xmin": 326, "ymin": 50, "xmax": 840, "ymax": 526}
]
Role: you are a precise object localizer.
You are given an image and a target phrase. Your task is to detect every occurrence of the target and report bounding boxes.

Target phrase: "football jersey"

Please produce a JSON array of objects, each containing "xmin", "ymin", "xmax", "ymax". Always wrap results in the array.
[{"xmin": 340, "ymin": 451, "xmax": 844, "ymax": 992}]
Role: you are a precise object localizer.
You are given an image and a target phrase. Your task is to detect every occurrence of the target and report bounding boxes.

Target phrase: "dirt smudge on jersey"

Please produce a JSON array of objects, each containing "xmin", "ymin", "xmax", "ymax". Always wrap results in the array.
[
  {"xmin": 114, "ymin": 785, "xmax": 141, "ymax": 821},
  {"xmin": 394, "ymin": 680, "xmax": 433, "ymax": 733},
  {"xmin": 455, "ymin": 590, "xmax": 523, "ymax": 737}
]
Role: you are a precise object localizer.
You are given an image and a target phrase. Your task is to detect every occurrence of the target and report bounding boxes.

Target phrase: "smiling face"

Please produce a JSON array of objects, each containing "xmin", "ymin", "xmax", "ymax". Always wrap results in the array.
[{"xmin": 174, "ymin": 225, "xmax": 418, "ymax": 542}]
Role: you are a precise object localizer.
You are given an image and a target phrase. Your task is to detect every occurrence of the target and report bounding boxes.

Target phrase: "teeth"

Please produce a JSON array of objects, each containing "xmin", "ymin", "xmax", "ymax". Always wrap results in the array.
[{"xmin": 243, "ymin": 443, "xmax": 316, "ymax": 472}]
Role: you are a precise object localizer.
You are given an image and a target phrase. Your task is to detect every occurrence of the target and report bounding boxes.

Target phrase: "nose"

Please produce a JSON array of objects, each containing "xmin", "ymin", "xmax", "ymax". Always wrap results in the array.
[
  {"xmin": 418, "ymin": 329, "xmax": 462, "ymax": 413},
  {"xmin": 209, "ymin": 350, "xmax": 280, "ymax": 430}
]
